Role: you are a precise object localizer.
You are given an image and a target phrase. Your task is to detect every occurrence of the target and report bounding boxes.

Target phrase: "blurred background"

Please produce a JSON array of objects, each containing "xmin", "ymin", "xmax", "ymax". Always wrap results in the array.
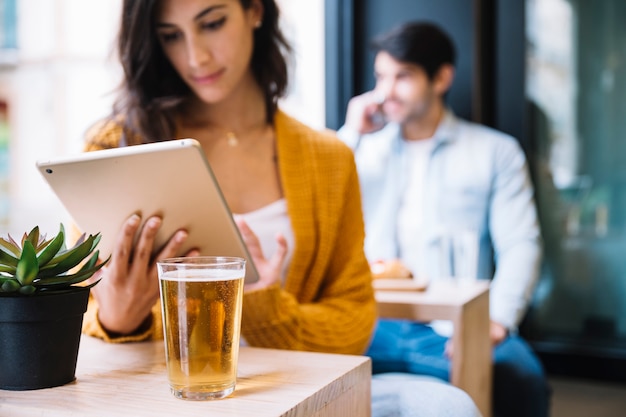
[
  {"xmin": 324, "ymin": 0, "xmax": 626, "ymax": 390},
  {"xmin": 0, "ymin": 0, "xmax": 325, "ymax": 235}
]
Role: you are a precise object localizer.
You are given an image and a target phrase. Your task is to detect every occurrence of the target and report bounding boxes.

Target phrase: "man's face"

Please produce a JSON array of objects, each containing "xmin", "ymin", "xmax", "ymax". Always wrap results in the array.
[{"xmin": 373, "ymin": 51, "xmax": 439, "ymax": 124}]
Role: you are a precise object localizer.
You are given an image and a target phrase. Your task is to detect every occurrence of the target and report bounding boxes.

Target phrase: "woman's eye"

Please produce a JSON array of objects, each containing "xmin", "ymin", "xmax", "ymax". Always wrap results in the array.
[
  {"xmin": 202, "ymin": 16, "xmax": 226, "ymax": 31},
  {"xmin": 159, "ymin": 31, "xmax": 181, "ymax": 43}
]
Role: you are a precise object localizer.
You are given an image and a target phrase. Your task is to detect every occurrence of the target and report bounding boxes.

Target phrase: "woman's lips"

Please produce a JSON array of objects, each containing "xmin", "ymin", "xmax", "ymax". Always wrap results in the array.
[{"xmin": 191, "ymin": 68, "xmax": 225, "ymax": 85}]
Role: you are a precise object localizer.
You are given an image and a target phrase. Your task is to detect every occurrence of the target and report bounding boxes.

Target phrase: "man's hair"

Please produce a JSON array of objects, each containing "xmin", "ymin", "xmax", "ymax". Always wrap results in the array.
[{"xmin": 371, "ymin": 21, "xmax": 456, "ymax": 80}]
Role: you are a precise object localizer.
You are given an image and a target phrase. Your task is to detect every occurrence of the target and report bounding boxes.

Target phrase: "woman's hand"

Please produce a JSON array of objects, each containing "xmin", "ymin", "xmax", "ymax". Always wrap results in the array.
[
  {"xmin": 91, "ymin": 214, "xmax": 195, "ymax": 335},
  {"xmin": 235, "ymin": 217, "xmax": 287, "ymax": 292}
]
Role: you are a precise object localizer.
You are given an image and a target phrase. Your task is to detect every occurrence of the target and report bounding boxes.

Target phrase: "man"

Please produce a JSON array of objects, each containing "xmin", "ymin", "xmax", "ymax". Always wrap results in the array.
[{"xmin": 338, "ymin": 21, "xmax": 550, "ymax": 417}]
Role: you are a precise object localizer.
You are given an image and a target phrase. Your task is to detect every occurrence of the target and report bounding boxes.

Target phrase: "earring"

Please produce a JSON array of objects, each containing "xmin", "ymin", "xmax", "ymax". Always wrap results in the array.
[{"xmin": 254, "ymin": 20, "xmax": 262, "ymax": 28}]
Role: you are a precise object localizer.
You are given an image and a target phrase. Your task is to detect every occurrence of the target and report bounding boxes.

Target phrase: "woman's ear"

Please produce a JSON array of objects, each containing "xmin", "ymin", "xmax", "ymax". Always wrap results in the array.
[
  {"xmin": 433, "ymin": 64, "xmax": 455, "ymax": 96},
  {"xmin": 250, "ymin": 0, "xmax": 264, "ymax": 28}
]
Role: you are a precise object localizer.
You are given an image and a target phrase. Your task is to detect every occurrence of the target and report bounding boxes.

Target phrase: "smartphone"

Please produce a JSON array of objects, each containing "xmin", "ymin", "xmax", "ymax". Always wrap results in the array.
[
  {"xmin": 368, "ymin": 109, "xmax": 386, "ymax": 127},
  {"xmin": 368, "ymin": 92, "xmax": 386, "ymax": 127}
]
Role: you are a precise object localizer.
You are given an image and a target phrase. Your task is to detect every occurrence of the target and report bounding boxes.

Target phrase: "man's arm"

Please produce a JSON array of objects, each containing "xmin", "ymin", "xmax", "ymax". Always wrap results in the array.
[{"xmin": 488, "ymin": 138, "xmax": 543, "ymax": 332}]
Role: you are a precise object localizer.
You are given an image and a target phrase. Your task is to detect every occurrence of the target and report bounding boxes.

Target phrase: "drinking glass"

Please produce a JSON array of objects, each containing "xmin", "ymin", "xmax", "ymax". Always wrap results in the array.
[
  {"xmin": 157, "ymin": 256, "xmax": 245, "ymax": 400},
  {"xmin": 434, "ymin": 229, "xmax": 478, "ymax": 285}
]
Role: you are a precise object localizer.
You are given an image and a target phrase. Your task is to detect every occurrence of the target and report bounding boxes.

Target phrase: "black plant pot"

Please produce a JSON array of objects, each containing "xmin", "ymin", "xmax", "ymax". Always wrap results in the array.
[{"xmin": 0, "ymin": 287, "xmax": 90, "ymax": 390}]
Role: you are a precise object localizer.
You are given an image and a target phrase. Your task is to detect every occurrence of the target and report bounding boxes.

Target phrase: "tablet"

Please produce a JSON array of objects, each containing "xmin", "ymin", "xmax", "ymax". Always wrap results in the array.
[{"xmin": 36, "ymin": 138, "xmax": 259, "ymax": 284}]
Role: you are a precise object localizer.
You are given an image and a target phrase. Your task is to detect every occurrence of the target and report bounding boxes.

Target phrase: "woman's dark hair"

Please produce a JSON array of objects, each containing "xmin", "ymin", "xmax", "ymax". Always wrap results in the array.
[
  {"xmin": 371, "ymin": 21, "xmax": 456, "ymax": 80},
  {"xmin": 112, "ymin": 0, "xmax": 291, "ymax": 145}
]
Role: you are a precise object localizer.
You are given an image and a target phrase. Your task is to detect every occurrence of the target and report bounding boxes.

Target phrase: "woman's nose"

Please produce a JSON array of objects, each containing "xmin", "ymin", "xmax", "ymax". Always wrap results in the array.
[{"xmin": 186, "ymin": 36, "xmax": 210, "ymax": 68}]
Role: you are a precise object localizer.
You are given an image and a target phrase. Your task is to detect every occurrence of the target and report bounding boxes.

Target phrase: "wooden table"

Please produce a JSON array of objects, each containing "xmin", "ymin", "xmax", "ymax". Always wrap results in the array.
[
  {"xmin": 375, "ymin": 279, "xmax": 492, "ymax": 417},
  {"xmin": 1, "ymin": 335, "xmax": 372, "ymax": 417}
]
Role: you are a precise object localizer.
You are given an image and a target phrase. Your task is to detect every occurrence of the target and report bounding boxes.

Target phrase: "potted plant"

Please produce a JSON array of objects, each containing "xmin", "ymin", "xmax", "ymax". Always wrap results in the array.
[{"xmin": 0, "ymin": 224, "xmax": 109, "ymax": 390}]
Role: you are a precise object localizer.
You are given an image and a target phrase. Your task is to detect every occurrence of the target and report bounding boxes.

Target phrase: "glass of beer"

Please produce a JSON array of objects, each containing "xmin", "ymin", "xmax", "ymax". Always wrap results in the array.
[{"xmin": 157, "ymin": 256, "xmax": 245, "ymax": 400}]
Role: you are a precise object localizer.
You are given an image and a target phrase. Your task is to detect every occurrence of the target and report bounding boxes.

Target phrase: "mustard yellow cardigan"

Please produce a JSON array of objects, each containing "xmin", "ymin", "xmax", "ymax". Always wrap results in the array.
[{"xmin": 82, "ymin": 110, "xmax": 377, "ymax": 355}]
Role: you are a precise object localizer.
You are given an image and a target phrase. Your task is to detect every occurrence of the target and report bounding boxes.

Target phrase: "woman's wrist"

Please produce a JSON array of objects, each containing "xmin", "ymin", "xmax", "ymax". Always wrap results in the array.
[{"xmin": 98, "ymin": 310, "xmax": 153, "ymax": 338}]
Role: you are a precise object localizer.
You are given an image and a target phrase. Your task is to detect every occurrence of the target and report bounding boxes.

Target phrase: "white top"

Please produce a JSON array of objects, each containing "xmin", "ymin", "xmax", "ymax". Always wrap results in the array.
[
  {"xmin": 234, "ymin": 198, "xmax": 294, "ymax": 284},
  {"xmin": 397, "ymin": 138, "xmax": 435, "ymax": 277}
]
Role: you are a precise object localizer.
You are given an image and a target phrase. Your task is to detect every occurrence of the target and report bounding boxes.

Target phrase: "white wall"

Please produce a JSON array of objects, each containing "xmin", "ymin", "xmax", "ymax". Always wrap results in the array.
[
  {"xmin": 0, "ymin": 0, "xmax": 122, "ymax": 236},
  {"xmin": 0, "ymin": 0, "xmax": 325, "ymax": 236}
]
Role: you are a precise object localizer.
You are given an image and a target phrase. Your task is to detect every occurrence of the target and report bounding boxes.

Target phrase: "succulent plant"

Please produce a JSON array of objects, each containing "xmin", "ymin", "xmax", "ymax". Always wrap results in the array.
[{"xmin": 0, "ymin": 225, "xmax": 109, "ymax": 296}]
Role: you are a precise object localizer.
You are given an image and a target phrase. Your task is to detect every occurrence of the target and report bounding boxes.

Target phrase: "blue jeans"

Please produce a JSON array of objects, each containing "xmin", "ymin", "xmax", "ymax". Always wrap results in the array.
[{"xmin": 367, "ymin": 319, "xmax": 551, "ymax": 417}]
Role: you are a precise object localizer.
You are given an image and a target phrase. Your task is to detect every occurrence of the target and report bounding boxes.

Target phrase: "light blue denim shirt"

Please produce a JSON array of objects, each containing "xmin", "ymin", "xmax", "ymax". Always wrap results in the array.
[{"xmin": 338, "ymin": 110, "xmax": 542, "ymax": 330}]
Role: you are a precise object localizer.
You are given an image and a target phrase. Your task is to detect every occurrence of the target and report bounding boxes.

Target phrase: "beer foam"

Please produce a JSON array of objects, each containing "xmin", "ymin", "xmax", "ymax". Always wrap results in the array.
[{"xmin": 160, "ymin": 269, "xmax": 244, "ymax": 282}]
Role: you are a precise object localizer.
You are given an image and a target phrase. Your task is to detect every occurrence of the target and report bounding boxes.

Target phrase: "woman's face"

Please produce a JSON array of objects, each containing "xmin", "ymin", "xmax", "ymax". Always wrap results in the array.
[{"xmin": 155, "ymin": 0, "xmax": 262, "ymax": 105}]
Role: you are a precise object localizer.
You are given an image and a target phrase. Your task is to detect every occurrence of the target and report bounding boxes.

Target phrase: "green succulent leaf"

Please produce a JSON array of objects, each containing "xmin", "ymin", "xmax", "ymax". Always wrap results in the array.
[
  {"xmin": 1, "ymin": 278, "xmax": 20, "ymax": 293},
  {"xmin": 18, "ymin": 285, "xmax": 36, "ymax": 295},
  {"xmin": 15, "ymin": 241, "xmax": 39, "ymax": 286},
  {"xmin": 8, "ymin": 234, "xmax": 21, "ymax": 248},
  {"xmin": 89, "ymin": 234, "xmax": 102, "ymax": 252},
  {"xmin": 38, "ymin": 253, "xmax": 109, "ymax": 287},
  {"xmin": 36, "ymin": 224, "xmax": 64, "ymax": 253},
  {"xmin": 82, "ymin": 278, "xmax": 102, "ymax": 290},
  {"xmin": 36, "ymin": 228, "xmax": 65, "ymax": 267},
  {"xmin": 25, "ymin": 226, "xmax": 41, "ymax": 248},
  {"xmin": 0, "ymin": 246, "xmax": 19, "ymax": 268},
  {"xmin": 36, "ymin": 237, "xmax": 53, "ymax": 252},
  {"xmin": 40, "ymin": 234, "xmax": 98, "ymax": 273},
  {"xmin": 74, "ymin": 233, "xmax": 86, "ymax": 246},
  {"xmin": 1, "ymin": 225, "xmax": 107, "ymax": 296},
  {"xmin": 80, "ymin": 250, "xmax": 100, "ymax": 270},
  {"xmin": 0, "ymin": 237, "xmax": 21, "ymax": 257},
  {"xmin": 21, "ymin": 227, "xmax": 41, "ymax": 250}
]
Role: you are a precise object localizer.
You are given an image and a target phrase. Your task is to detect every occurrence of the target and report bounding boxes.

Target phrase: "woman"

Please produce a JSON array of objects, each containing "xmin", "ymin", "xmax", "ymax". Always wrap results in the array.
[
  {"xmin": 82, "ymin": 1, "xmax": 481, "ymax": 415},
  {"xmin": 83, "ymin": 0, "xmax": 375, "ymax": 353}
]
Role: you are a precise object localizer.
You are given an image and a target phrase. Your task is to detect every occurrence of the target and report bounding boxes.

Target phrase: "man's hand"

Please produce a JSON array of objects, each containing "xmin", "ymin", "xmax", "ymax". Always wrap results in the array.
[
  {"xmin": 344, "ymin": 91, "xmax": 386, "ymax": 134},
  {"xmin": 445, "ymin": 320, "xmax": 509, "ymax": 358},
  {"xmin": 489, "ymin": 321, "xmax": 509, "ymax": 346}
]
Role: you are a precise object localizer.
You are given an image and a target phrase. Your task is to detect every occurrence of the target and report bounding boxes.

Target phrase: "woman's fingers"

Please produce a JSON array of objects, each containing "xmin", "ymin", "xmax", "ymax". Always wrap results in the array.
[
  {"xmin": 235, "ymin": 217, "xmax": 265, "ymax": 260},
  {"xmin": 185, "ymin": 249, "xmax": 201, "ymax": 257},
  {"xmin": 132, "ymin": 216, "xmax": 162, "ymax": 266},
  {"xmin": 92, "ymin": 215, "xmax": 195, "ymax": 336},
  {"xmin": 268, "ymin": 232, "xmax": 288, "ymax": 272},
  {"xmin": 236, "ymin": 217, "xmax": 287, "ymax": 292},
  {"xmin": 108, "ymin": 214, "xmax": 142, "ymax": 284},
  {"xmin": 155, "ymin": 229, "xmax": 192, "ymax": 261}
]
